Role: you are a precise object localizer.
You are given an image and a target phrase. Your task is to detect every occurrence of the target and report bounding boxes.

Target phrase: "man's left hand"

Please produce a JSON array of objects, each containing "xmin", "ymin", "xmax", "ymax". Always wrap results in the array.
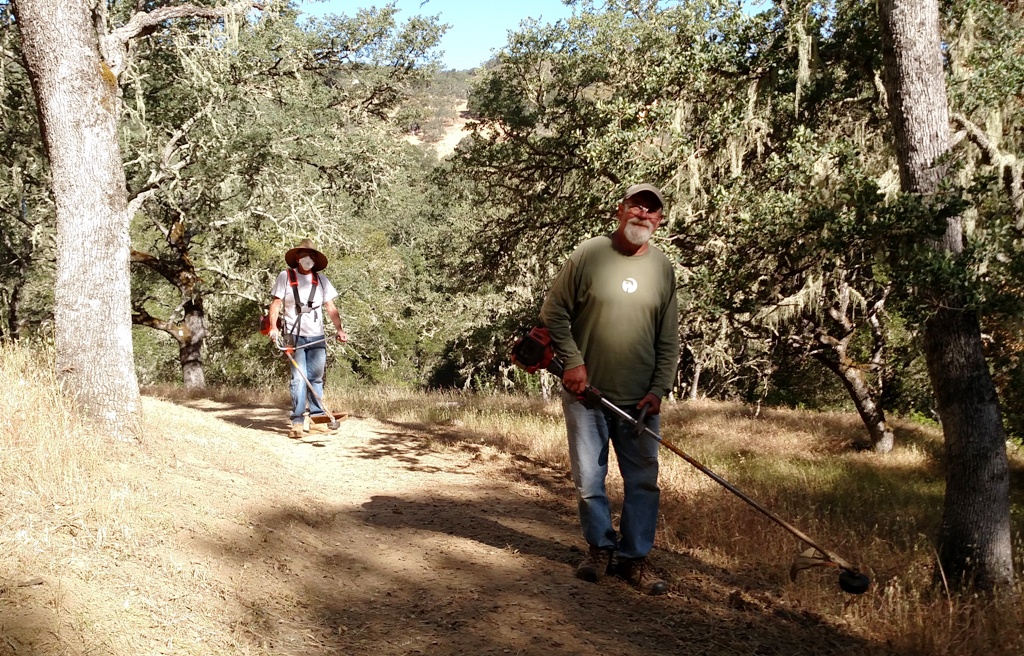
[
  {"xmin": 335, "ymin": 328, "xmax": 348, "ymax": 343},
  {"xmin": 637, "ymin": 393, "xmax": 662, "ymax": 415}
]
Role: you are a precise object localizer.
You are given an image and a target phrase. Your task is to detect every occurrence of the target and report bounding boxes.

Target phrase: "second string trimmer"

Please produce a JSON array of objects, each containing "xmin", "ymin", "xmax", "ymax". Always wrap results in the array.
[
  {"xmin": 274, "ymin": 334, "xmax": 343, "ymax": 431},
  {"xmin": 511, "ymin": 326, "xmax": 870, "ymax": 595}
]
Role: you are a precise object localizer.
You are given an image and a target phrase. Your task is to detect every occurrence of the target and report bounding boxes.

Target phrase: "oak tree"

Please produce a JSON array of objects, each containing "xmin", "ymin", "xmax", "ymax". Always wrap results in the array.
[
  {"xmin": 878, "ymin": 0, "xmax": 1013, "ymax": 590},
  {"xmin": 11, "ymin": 0, "xmax": 265, "ymax": 437}
]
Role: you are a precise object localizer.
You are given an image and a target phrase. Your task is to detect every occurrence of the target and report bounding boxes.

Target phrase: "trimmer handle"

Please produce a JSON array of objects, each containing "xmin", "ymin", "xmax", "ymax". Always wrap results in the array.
[
  {"xmin": 510, "ymin": 327, "xmax": 868, "ymax": 593},
  {"xmin": 273, "ymin": 332, "xmax": 295, "ymax": 355},
  {"xmin": 633, "ymin": 406, "xmax": 649, "ymax": 438}
]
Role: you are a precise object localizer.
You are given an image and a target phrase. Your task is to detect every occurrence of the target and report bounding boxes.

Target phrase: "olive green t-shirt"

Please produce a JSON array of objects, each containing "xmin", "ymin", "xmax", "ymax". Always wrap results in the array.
[{"xmin": 540, "ymin": 234, "xmax": 680, "ymax": 405}]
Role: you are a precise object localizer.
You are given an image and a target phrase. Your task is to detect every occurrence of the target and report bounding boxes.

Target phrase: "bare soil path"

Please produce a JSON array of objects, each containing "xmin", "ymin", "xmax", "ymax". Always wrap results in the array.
[{"xmin": 4, "ymin": 397, "xmax": 888, "ymax": 656}]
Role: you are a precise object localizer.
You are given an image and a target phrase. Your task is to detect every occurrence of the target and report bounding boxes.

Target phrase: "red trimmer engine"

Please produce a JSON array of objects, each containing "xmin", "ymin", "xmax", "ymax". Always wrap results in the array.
[{"xmin": 510, "ymin": 326, "xmax": 564, "ymax": 376}]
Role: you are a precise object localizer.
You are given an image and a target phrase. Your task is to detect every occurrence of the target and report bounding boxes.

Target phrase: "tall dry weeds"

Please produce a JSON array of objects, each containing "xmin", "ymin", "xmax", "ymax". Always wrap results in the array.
[
  {"xmin": 0, "ymin": 341, "xmax": 146, "ymax": 557},
  {"xmin": 1, "ymin": 344, "xmax": 301, "ymax": 654}
]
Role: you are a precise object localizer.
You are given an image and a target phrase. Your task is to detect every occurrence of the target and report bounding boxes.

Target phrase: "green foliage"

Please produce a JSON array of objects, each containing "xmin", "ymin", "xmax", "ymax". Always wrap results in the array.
[
  {"xmin": 0, "ymin": 5, "xmax": 53, "ymax": 340},
  {"xmin": 942, "ymin": 0, "xmax": 1024, "ymax": 438},
  {"xmin": 455, "ymin": 0, "xmax": 754, "ymax": 280},
  {"xmin": 112, "ymin": 3, "xmax": 457, "ymax": 386},
  {"xmin": 132, "ymin": 325, "xmax": 181, "ymax": 385},
  {"xmin": 3, "ymin": 0, "xmax": 1022, "ymax": 428},
  {"xmin": 202, "ymin": 298, "xmax": 284, "ymax": 389},
  {"xmin": 399, "ymin": 69, "xmax": 476, "ymax": 143}
]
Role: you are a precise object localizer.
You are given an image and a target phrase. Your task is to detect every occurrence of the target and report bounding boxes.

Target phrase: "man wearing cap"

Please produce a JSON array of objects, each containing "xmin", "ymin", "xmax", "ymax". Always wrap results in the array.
[
  {"xmin": 267, "ymin": 239, "xmax": 348, "ymax": 439},
  {"xmin": 540, "ymin": 183, "xmax": 680, "ymax": 595}
]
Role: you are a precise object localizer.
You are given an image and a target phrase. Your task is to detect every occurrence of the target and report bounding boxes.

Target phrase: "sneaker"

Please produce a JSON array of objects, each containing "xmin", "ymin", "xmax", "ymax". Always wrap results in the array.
[
  {"xmin": 288, "ymin": 424, "xmax": 304, "ymax": 439},
  {"xmin": 575, "ymin": 546, "xmax": 614, "ymax": 583},
  {"xmin": 616, "ymin": 557, "xmax": 668, "ymax": 596}
]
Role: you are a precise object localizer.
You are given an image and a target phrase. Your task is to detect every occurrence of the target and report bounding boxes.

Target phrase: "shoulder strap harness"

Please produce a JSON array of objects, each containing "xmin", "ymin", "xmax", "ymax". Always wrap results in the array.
[{"xmin": 286, "ymin": 267, "xmax": 322, "ymax": 335}]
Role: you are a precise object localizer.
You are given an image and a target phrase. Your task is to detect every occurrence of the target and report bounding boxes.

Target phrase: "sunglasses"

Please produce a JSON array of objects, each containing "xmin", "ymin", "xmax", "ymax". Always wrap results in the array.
[{"xmin": 625, "ymin": 201, "xmax": 662, "ymax": 215}]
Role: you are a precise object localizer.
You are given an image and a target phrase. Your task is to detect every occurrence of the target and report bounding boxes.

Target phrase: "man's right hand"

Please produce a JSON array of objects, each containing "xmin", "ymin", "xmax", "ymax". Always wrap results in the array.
[
  {"xmin": 268, "ymin": 328, "xmax": 279, "ymax": 342},
  {"xmin": 562, "ymin": 364, "xmax": 589, "ymax": 395}
]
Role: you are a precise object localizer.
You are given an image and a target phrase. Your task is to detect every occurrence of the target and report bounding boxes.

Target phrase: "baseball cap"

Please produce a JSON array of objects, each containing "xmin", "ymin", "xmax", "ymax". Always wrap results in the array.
[{"xmin": 622, "ymin": 183, "xmax": 665, "ymax": 210}]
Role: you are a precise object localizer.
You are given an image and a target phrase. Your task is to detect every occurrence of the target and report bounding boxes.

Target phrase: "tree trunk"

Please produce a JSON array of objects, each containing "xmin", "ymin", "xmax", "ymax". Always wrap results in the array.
[
  {"xmin": 689, "ymin": 359, "xmax": 703, "ymax": 400},
  {"xmin": 814, "ymin": 354, "xmax": 895, "ymax": 453},
  {"xmin": 14, "ymin": 0, "xmax": 141, "ymax": 439},
  {"xmin": 879, "ymin": 0, "xmax": 1013, "ymax": 589},
  {"xmin": 925, "ymin": 308, "xmax": 1012, "ymax": 590},
  {"xmin": 180, "ymin": 298, "xmax": 207, "ymax": 389},
  {"xmin": 131, "ymin": 227, "xmax": 209, "ymax": 388}
]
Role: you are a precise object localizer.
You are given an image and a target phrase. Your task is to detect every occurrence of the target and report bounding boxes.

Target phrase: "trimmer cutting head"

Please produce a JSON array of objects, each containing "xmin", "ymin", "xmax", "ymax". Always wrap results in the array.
[
  {"xmin": 309, "ymin": 413, "xmax": 346, "ymax": 430},
  {"xmin": 839, "ymin": 570, "xmax": 871, "ymax": 594},
  {"xmin": 790, "ymin": 548, "xmax": 870, "ymax": 595}
]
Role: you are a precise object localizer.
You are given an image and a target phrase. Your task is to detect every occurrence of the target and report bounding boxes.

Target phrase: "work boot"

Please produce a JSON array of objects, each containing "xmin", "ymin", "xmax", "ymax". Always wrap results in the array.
[
  {"xmin": 616, "ymin": 557, "xmax": 668, "ymax": 596},
  {"xmin": 575, "ymin": 546, "xmax": 614, "ymax": 583},
  {"xmin": 288, "ymin": 423, "xmax": 304, "ymax": 439}
]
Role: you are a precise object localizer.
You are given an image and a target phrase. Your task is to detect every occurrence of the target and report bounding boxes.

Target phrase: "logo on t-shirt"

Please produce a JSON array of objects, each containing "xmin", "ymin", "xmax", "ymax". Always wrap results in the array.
[{"xmin": 622, "ymin": 277, "xmax": 638, "ymax": 294}]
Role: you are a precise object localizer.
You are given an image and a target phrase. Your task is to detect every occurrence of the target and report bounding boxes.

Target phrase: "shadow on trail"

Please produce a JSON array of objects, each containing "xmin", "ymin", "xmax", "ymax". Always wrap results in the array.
[
  {"xmin": 174, "ymin": 398, "xmax": 289, "ymax": 434},
  {"xmin": 346, "ymin": 416, "xmax": 905, "ymax": 604},
  {"xmin": 167, "ymin": 398, "xmax": 891, "ymax": 654},
  {"xmin": 356, "ymin": 494, "xmax": 574, "ymax": 565},
  {"xmin": 195, "ymin": 419, "xmax": 891, "ymax": 656},
  {"xmin": 170, "ymin": 397, "xmax": 354, "ymax": 443},
  {"xmin": 204, "ymin": 493, "xmax": 889, "ymax": 656}
]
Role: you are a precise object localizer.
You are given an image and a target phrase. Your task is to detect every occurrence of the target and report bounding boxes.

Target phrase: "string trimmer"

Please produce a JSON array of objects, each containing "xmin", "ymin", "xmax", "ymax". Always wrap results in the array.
[
  {"xmin": 511, "ymin": 326, "xmax": 870, "ymax": 595},
  {"xmin": 274, "ymin": 334, "xmax": 343, "ymax": 431}
]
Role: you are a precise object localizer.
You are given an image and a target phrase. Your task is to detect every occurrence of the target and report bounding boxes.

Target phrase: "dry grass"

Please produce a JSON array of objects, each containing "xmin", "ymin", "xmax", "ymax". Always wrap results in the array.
[
  {"xmin": 0, "ymin": 342, "xmax": 147, "ymax": 560},
  {"xmin": 4, "ymin": 343, "xmax": 1024, "ymax": 655},
  {"xmin": 1, "ymin": 346, "xmax": 300, "ymax": 654}
]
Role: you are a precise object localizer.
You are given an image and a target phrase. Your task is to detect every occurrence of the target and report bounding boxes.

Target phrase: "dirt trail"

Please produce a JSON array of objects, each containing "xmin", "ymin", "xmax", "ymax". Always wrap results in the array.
[{"xmin": 3, "ymin": 397, "xmax": 887, "ymax": 656}]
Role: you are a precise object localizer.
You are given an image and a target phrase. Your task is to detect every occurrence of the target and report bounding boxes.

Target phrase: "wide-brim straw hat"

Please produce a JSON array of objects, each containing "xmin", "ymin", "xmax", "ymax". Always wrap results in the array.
[{"xmin": 284, "ymin": 238, "xmax": 328, "ymax": 271}]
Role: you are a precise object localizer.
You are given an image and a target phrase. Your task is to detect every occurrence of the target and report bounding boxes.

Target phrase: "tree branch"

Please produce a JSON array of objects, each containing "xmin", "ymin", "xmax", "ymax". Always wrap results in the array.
[
  {"xmin": 102, "ymin": 2, "xmax": 266, "ymax": 76},
  {"xmin": 131, "ymin": 303, "xmax": 175, "ymax": 335},
  {"xmin": 951, "ymin": 112, "xmax": 1024, "ymax": 231},
  {"xmin": 127, "ymin": 106, "xmax": 209, "ymax": 217},
  {"xmin": 110, "ymin": 1, "xmax": 266, "ymax": 44}
]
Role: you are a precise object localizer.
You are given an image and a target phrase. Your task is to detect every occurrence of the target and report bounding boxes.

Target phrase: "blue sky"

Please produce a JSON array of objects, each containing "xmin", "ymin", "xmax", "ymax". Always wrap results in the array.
[
  {"xmin": 301, "ymin": 0, "xmax": 577, "ymax": 70},
  {"xmin": 302, "ymin": 1, "xmax": 773, "ymax": 70}
]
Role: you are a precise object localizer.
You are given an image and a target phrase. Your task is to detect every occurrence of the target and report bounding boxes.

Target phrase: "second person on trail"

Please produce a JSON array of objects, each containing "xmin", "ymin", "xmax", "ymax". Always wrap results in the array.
[{"xmin": 267, "ymin": 238, "xmax": 348, "ymax": 439}]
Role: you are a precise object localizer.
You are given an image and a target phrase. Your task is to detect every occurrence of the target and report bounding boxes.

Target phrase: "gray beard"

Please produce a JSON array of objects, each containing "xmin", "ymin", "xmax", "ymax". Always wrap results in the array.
[{"xmin": 623, "ymin": 221, "xmax": 654, "ymax": 246}]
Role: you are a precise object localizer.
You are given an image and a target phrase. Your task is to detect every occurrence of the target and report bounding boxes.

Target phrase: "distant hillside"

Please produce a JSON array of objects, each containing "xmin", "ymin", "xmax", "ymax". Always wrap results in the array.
[
  {"xmin": 405, "ymin": 100, "xmax": 471, "ymax": 158},
  {"xmin": 403, "ymin": 70, "xmax": 478, "ymax": 158}
]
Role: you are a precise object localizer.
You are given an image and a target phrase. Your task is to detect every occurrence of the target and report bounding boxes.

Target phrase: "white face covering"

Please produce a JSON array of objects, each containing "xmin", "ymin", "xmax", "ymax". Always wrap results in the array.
[{"xmin": 298, "ymin": 256, "xmax": 316, "ymax": 271}]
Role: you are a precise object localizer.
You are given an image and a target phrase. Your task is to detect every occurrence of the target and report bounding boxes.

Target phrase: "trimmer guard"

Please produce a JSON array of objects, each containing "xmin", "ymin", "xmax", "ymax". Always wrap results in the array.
[{"xmin": 310, "ymin": 413, "xmax": 348, "ymax": 425}]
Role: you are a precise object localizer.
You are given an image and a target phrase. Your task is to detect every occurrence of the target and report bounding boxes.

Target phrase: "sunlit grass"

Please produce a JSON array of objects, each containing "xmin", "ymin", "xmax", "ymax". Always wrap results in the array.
[
  {"xmin": 0, "ymin": 341, "xmax": 157, "ymax": 653},
  {"xmin": 1, "ymin": 345, "xmax": 285, "ymax": 653}
]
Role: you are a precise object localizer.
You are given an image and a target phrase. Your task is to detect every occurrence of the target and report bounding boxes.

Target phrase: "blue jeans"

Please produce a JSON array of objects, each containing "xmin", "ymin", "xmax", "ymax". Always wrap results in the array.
[
  {"xmin": 288, "ymin": 335, "xmax": 327, "ymax": 424},
  {"xmin": 561, "ymin": 387, "xmax": 661, "ymax": 559}
]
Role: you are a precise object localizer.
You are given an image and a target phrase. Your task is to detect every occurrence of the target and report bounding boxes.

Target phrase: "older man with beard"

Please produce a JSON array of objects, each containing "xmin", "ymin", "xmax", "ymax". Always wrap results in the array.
[{"xmin": 540, "ymin": 183, "xmax": 680, "ymax": 595}]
